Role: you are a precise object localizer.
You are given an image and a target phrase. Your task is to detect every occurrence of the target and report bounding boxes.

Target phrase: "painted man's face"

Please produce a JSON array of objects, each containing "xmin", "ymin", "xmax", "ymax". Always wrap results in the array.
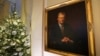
[{"xmin": 57, "ymin": 13, "xmax": 65, "ymax": 24}]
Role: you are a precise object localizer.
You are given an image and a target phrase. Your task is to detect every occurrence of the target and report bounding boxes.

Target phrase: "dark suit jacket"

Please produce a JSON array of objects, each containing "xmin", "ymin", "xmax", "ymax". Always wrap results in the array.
[{"xmin": 48, "ymin": 23, "xmax": 77, "ymax": 52}]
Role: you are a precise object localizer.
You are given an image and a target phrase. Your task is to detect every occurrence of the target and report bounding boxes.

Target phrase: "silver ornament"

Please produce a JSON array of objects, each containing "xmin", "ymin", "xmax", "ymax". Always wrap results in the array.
[{"xmin": 12, "ymin": 31, "xmax": 17, "ymax": 35}]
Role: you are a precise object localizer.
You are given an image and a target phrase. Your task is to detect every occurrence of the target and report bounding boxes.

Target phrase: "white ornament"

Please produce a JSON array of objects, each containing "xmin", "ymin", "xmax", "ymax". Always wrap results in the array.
[
  {"xmin": 2, "ymin": 46, "xmax": 10, "ymax": 49},
  {"xmin": 24, "ymin": 43, "xmax": 27, "ymax": 46},
  {"xmin": 27, "ymin": 49, "xmax": 30, "ymax": 54},
  {"xmin": 24, "ymin": 42, "xmax": 30, "ymax": 47},
  {"xmin": 2, "ymin": 26, "xmax": 5, "ymax": 30},
  {"xmin": 13, "ymin": 53, "xmax": 18, "ymax": 55},
  {"xmin": 6, "ymin": 19, "xmax": 9, "ymax": 22},
  {"xmin": 7, "ymin": 39, "xmax": 11, "ymax": 41},
  {"xmin": 22, "ymin": 38, "xmax": 26, "ymax": 42},
  {"xmin": 17, "ymin": 19, "xmax": 21, "ymax": 22},
  {"xmin": 16, "ymin": 48, "xmax": 22, "ymax": 51},
  {"xmin": 13, "ymin": 21, "xmax": 18, "ymax": 25},
  {"xmin": 10, "ymin": 42, "xmax": 16, "ymax": 46},
  {"xmin": 19, "ymin": 52, "xmax": 23, "ymax": 56},
  {"xmin": 14, "ymin": 12, "xmax": 17, "ymax": 14},
  {"xmin": 16, "ymin": 39, "xmax": 20, "ymax": 43},
  {"xmin": 21, "ymin": 32, "xmax": 25, "ymax": 35},
  {"xmin": 12, "ymin": 31, "xmax": 17, "ymax": 35},
  {"xmin": 24, "ymin": 39, "xmax": 30, "ymax": 46}
]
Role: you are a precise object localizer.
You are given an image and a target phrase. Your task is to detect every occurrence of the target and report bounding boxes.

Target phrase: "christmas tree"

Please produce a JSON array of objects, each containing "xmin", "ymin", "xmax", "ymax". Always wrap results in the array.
[{"xmin": 0, "ymin": 4, "xmax": 31, "ymax": 56}]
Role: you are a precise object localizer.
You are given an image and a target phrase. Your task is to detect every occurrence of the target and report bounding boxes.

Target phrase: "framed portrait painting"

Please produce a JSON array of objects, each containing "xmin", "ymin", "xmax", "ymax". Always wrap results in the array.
[{"xmin": 44, "ymin": 0, "xmax": 95, "ymax": 56}]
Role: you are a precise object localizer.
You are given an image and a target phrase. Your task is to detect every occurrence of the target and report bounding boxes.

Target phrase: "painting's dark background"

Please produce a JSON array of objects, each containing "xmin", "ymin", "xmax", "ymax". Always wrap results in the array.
[{"xmin": 47, "ymin": 1, "xmax": 89, "ymax": 56}]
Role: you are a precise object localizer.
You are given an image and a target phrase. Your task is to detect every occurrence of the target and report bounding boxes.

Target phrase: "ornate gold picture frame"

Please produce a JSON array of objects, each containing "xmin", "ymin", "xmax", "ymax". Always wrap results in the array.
[{"xmin": 44, "ymin": 0, "xmax": 95, "ymax": 56}]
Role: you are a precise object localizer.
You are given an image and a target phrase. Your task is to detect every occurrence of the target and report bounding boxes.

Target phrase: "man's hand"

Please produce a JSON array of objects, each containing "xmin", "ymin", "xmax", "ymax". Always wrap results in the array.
[{"xmin": 61, "ymin": 37, "xmax": 73, "ymax": 43}]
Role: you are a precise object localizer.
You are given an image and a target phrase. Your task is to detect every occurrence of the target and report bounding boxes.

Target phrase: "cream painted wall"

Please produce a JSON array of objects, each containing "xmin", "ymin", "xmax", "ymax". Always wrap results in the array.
[
  {"xmin": 91, "ymin": 0, "xmax": 100, "ymax": 56},
  {"xmin": 31, "ymin": 0, "xmax": 43, "ymax": 56},
  {"xmin": 46, "ymin": 0, "xmax": 67, "ymax": 7},
  {"xmin": 31, "ymin": 0, "xmax": 100, "ymax": 56}
]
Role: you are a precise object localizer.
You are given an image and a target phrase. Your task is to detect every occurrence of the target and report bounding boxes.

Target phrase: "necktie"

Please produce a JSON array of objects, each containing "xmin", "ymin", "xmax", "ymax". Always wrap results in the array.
[{"xmin": 61, "ymin": 24, "xmax": 64, "ymax": 35}]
